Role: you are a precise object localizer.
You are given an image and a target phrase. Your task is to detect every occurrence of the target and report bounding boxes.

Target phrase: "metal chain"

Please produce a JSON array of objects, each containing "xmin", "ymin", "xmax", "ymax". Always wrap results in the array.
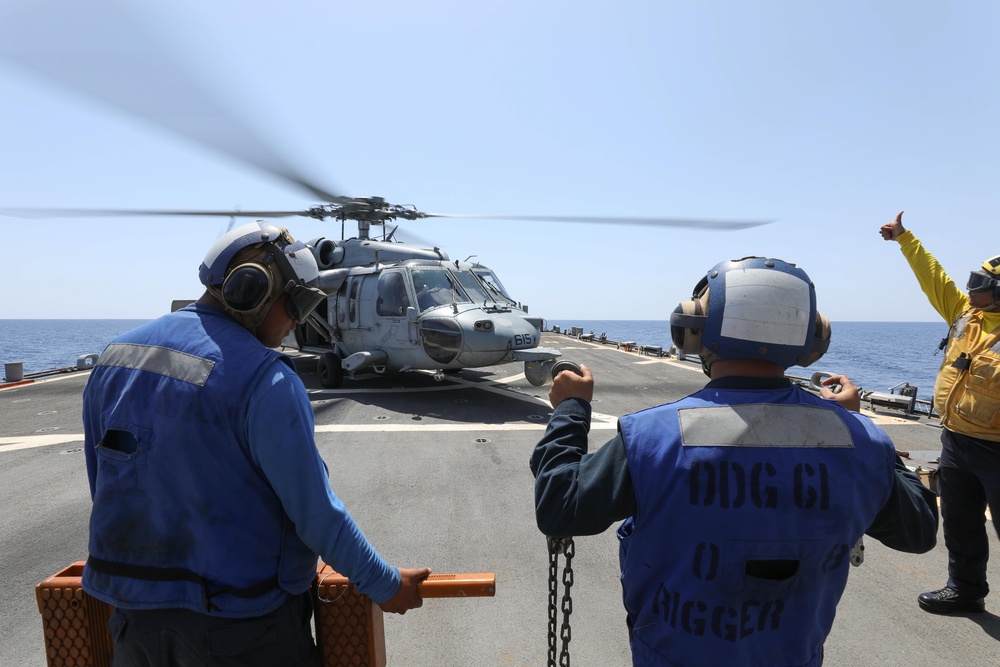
[
  {"xmin": 547, "ymin": 541, "xmax": 559, "ymax": 667},
  {"xmin": 546, "ymin": 536, "xmax": 575, "ymax": 667}
]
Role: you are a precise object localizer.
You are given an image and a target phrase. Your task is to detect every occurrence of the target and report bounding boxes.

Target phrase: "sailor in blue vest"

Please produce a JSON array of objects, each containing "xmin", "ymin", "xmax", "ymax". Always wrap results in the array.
[
  {"xmin": 530, "ymin": 257, "xmax": 939, "ymax": 666},
  {"xmin": 82, "ymin": 222, "xmax": 430, "ymax": 667}
]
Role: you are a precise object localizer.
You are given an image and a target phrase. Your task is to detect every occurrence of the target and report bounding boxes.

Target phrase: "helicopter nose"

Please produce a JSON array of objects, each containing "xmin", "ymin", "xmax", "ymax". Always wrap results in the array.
[
  {"xmin": 448, "ymin": 312, "xmax": 540, "ymax": 367},
  {"xmin": 420, "ymin": 317, "xmax": 463, "ymax": 364},
  {"xmin": 492, "ymin": 315, "xmax": 541, "ymax": 352}
]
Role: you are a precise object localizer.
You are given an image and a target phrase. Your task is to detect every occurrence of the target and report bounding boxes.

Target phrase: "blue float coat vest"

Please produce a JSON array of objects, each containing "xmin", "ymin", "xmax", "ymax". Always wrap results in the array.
[
  {"xmin": 617, "ymin": 385, "xmax": 895, "ymax": 667},
  {"xmin": 81, "ymin": 305, "xmax": 318, "ymax": 617}
]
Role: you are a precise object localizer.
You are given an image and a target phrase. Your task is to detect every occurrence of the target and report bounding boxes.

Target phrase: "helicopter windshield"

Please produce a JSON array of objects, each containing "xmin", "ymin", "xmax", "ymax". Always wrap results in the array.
[
  {"xmin": 472, "ymin": 268, "xmax": 514, "ymax": 301},
  {"xmin": 410, "ymin": 268, "xmax": 470, "ymax": 312},
  {"xmin": 452, "ymin": 269, "xmax": 495, "ymax": 304}
]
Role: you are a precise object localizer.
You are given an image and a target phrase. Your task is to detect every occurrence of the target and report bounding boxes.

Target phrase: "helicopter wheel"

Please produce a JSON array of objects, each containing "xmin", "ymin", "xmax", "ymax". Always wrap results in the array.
[
  {"xmin": 318, "ymin": 352, "xmax": 344, "ymax": 389},
  {"xmin": 524, "ymin": 360, "xmax": 553, "ymax": 387}
]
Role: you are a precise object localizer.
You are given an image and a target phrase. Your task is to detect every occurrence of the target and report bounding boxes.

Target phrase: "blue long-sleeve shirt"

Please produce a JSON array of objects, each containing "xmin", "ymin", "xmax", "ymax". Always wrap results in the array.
[{"xmin": 246, "ymin": 359, "xmax": 401, "ymax": 603}]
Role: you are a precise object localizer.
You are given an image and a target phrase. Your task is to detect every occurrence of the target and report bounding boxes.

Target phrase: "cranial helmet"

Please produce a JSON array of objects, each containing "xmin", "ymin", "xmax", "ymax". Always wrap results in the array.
[
  {"xmin": 966, "ymin": 254, "xmax": 1000, "ymax": 302},
  {"xmin": 199, "ymin": 221, "xmax": 325, "ymax": 331},
  {"xmin": 669, "ymin": 256, "xmax": 831, "ymax": 376}
]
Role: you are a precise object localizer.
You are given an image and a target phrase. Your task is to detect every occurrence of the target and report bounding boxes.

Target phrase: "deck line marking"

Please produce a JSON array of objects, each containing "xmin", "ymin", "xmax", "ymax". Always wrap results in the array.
[
  {"xmin": 2, "ymin": 415, "xmax": 623, "ymax": 452},
  {"xmin": 0, "ymin": 434, "xmax": 85, "ymax": 452},
  {"xmin": 315, "ymin": 422, "xmax": 618, "ymax": 433},
  {"xmin": 490, "ymin": 375, "xmax": 525, "ymax": 385}
]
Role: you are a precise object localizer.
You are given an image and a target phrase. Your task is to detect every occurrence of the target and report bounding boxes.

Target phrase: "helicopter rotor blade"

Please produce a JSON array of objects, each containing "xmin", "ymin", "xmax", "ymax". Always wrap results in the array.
[
  {"xmin": 0, "ymin": 1, "xmax": 349, "ymax": 206},
  {"xmin": 0, "ymin": 3, "xmax": 776, "ymax": 236},
  {"xmin": 420, "ymin": 213, "xmax": 775, "ymax": 231},
  {"xmin": 0, "ymin": 207, "xmax": 310, "ymax": 220}
]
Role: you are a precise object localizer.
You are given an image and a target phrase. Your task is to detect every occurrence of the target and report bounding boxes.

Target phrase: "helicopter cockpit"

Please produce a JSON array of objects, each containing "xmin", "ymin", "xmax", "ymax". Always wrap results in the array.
[
  {"xmin": 470, "ymin": 267, "xmax": 514, "ymax": 303},
  {"xmin": 411, "ymin": 267, "xmax": 465, "ymax": 312},
  {"xmin": 388, "ymin": 261, "xmax": 519, "ymax": 316}
]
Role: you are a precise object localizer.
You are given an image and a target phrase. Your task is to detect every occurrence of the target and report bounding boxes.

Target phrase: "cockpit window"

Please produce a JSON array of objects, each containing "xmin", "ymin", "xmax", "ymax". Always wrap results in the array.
[
  {"xmin": 411, "ymin": 268, "xmax": 470, "ymax": 312},
  {"xmin": 452, "ymin": 270, "xmax": 492, "ymax": 304},
  {"xmin": 376, "ymin": 271, "xmax": 412, "ymax": 317},
  {"xmin": 472, "ymin": 269, "xmax": 512, "ymax": 300}
]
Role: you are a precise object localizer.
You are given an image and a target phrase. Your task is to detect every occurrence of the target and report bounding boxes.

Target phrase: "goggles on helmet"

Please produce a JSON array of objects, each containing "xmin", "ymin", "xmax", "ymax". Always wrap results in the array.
[
  {"xmin": 967, "ymin": 270, "xmax": 999, "ymax": 293},
  {"xmin": 283, "ymin": 280, "xmax": 326, "ymax": 322},
  {"xmin": 262, "ymin": 243, "xmax": 325, "ymax": 322}
]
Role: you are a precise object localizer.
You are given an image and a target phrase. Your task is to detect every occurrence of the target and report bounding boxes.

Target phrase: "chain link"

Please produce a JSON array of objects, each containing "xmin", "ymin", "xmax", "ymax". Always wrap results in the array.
[
  {"xmin": 546, "ymin": 537, "xmax": 575, "ymax": 667},
  {"xmin": 547, "ymin": 541, "xmax": 558, "ymax": 667}
]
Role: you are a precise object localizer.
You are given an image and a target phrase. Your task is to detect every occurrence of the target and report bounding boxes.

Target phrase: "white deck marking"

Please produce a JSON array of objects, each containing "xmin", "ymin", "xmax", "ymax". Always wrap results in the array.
[
  {"xmin": 491, "ymin": 375, "xmax": 525, "ymax": 385},
  {"xmin": 0, "ymin": 434, "xmax": 85, "ymax": 452},
  {"xmin": 315, "ymin": 421, "xmax": 618, "ymax": 433},
  {"xmin": 0, "ymin": 418, "xmax": 620, "ymax": 452}
]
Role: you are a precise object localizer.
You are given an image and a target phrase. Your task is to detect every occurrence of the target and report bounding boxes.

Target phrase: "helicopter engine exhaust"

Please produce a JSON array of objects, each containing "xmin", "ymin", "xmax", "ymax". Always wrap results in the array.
[{"xmin": 307, "ymin": 237, "xmax": 344, "ymax": 269}]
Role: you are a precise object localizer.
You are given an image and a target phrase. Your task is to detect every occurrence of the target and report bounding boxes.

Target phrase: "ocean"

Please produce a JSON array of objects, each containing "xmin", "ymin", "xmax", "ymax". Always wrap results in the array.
[
  {"xmin": 0, "ymin": 319, "xmax": 948, "ymax": 401},
  {"xmin": 553, "ymin": 320, "xmax": 947, "ymax": 401},
  {"xmin": 0, "ymin": 320, "xmax": 151, "ymax": 378}
]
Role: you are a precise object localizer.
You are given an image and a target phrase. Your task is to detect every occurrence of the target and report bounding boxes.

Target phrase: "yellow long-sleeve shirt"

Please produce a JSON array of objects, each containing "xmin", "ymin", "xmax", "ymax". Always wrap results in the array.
[{"xmin": 896, "ymin": 230, "xmax": 1000, "ymax": 440}]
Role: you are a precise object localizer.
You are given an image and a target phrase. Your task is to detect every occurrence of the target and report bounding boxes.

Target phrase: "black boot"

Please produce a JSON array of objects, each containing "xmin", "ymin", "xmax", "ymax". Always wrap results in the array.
[{"xmin": 918, "ymin": 587, "xmax": 985, "ymax": 614}]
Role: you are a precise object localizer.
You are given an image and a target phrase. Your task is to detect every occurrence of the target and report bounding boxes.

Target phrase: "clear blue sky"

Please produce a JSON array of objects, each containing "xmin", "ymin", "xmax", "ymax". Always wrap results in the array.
[{"xmin": 0, "ymin": 0, "xmax": 995, "ymax": 321}]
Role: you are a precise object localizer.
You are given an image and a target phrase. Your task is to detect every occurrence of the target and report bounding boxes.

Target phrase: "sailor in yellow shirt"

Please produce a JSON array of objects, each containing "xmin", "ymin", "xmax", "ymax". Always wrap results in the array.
[{"xmin": 881, "ymin": 211, "xmax": 1000, "ymax": 615}]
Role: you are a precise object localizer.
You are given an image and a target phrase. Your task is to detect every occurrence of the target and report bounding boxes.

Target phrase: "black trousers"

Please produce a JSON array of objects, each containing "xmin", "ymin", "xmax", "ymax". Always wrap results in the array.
[
  {"xmin": 108, "ymin": 591, "xmax": 321, "ymax": 667},
  {"xmin": 938, "ymin": 428, "xmax": 1000, "ymax": 599}
]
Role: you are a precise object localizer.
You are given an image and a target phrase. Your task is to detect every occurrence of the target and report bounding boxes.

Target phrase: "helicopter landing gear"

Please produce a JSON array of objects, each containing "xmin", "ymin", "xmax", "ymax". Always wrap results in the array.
[
  {"xmin": 524, "ymin": 360, "xmax": 555, "ymax": 387},
  {"xmin": 318, "ymin": 352, "xmax": 344, "ymax": 389}
]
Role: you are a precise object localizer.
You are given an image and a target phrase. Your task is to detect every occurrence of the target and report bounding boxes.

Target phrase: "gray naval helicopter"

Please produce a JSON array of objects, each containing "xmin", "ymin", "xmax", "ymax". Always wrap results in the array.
[
  {"xmin": 0, "ymin": 2, "xmax": 772, "ymax": 388},
  {"xmin": 251, "ymin": 197, "xmax": 565, "ymax": 388}
]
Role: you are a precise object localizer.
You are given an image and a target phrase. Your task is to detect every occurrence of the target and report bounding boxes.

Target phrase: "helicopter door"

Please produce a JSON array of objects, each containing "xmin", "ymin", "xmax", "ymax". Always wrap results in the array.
[
  {"xmin": 337, "ymin": 275, "xmax": 365, "ymax": 333},
  {"xmin": 375, "ymin": 270, "xmax": 419, "ymax": 348},
  {"xmin": 345, "ymin": 276, "xmax": 362, "ymax": 328},
  {"xmin": 375, "ymin": 270, "xmax": 412, "ymax": 319}
]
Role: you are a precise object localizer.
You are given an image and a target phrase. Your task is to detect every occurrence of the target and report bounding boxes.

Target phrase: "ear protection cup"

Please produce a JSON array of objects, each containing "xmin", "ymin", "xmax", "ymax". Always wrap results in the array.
[
  {"xmin": 221, "ymin": 261, "xmax": 277, "ymax": 313},
  {"xmin": 210, "ymin": 246, "xmax": 286, "ymax": 333},
  {"xmin": 799, "ymin": 311, "xmax": 831, "ymax": 367},
  {"xmin": 669, "ymin": 276, "xmax": 709, "ymax": 354},
  {"xmin": 670, "ymin": 293, "xmax": 709, "ymax": 355}
]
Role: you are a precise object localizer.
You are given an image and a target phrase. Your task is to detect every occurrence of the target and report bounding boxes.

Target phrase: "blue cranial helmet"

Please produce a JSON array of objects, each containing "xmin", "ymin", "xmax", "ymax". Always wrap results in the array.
[
  {"xmin": 199, "ymin": 221, "xmax": 319, "ymax": 288},
  {"xmin": 199, "ymin": 221, "xmax": 325, "ymax": 328},
  {"xmin": 670, "ymin": 256, "xmax": 830, "ymax": 374}
]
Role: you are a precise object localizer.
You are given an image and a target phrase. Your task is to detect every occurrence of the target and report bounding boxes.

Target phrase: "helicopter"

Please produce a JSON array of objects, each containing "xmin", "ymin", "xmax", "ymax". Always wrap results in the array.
[
  {"xmin": 0, "ymin": 2, "xmax": 773, "ymax": 388},
  {"xmin": 227, "ymin": 196, "xmax": 565, "ymax": 388}
]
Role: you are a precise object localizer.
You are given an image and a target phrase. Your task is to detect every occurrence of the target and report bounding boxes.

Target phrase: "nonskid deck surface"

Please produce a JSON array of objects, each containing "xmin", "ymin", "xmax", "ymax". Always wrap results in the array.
[{"xmin": 2, "ymin": 333, "xmax": 998, "ymax": 666}]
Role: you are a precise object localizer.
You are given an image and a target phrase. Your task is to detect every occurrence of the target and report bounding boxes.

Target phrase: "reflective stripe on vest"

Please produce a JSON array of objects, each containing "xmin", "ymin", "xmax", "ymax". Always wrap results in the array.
[{"xmin": 98, "ymin": 343, "xmax": 215, "ymax": 386}]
